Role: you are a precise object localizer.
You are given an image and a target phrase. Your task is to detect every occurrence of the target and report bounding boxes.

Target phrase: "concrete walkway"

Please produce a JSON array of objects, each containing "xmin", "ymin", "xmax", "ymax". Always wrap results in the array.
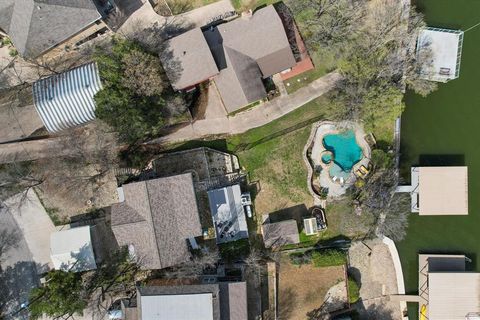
[{"xmin": 152, "ymin": 71, "xmax": 341, "ymax": 144}]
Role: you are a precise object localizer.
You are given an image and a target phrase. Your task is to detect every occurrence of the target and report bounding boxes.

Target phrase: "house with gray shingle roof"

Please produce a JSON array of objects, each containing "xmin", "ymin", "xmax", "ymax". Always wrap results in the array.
[
  {"xmin": 122, "ymin": 282, "xmax": 248, "ymax": 320},
  {"xmin": 161, "ymin": 5, "xmax": 296, "ymax": 113},
  {"xmin": 262, "ymin": 219, "xmax": 299, "ymax": 248},
  {"xmin": 111, "ymin": 173, "xmax": 203, "ymax": 270},
  {"xmin": 0, "ymin": 0, "xmax": 111, "ymax": 58}
]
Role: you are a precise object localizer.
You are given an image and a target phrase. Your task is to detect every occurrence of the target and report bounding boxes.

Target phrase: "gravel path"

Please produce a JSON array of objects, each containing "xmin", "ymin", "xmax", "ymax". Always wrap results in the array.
[{"xmin": 348, "ymin": 238, "xmax": 403, "ymax": 320}]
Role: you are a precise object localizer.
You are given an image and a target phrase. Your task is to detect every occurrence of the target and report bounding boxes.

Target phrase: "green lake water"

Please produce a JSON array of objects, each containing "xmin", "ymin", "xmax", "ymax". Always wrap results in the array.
[{"xmin": 397, "ymin": 0, "xmax": 480, "ymax": 318}]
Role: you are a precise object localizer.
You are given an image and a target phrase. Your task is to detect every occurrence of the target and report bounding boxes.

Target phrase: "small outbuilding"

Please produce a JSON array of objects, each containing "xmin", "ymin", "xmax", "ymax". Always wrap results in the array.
[
  {"xmin": 33, "ymin": 62, "xmax": 102, "ymax": 132},
  {"xmin": 208, "ymin": 184, "xmax": 249, "ymax": 244},
  {"xmin": 50, "ymin": 225, "xmax": 97, "ymax": 272},
  {"xmin": 417, "ymin": 27, "xmax": 464, "ymax": 82},
  {"xmin": 262, "ymin": 220, "xmax": 300, "ymax": 248}
]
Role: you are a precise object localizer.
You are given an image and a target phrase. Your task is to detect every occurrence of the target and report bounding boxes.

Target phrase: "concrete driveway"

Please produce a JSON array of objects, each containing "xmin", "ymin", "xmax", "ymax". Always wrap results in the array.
[
  {"xmin": 4, "ymin": 190, "xmax": 55, "ymax": 273},
  {"xmin": 0, "ymin": 101, "xmax": 44, "ymax": 144},
  {"xmin": 0, "ymin": 204, "xmax": 39, "ymax": 319}
]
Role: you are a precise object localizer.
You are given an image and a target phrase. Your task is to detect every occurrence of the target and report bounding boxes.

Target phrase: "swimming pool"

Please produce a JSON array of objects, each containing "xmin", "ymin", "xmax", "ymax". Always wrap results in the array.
[{"xmin": 323, "ymin": 130, "xmax": 363, "ymax": 178}]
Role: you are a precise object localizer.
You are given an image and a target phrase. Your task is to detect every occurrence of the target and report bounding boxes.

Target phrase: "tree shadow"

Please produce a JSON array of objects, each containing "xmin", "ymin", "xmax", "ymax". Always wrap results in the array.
[
  {"xmin": 0, "ymin": 261, "xmax": 41, "ymax": 319},
  {"xmin": 267, "ymin": 204, "xmax": 309, "ymax": 226},
  {"xmin": 278, "ymin": 287, "xmax": 297, "ymax": 320}
]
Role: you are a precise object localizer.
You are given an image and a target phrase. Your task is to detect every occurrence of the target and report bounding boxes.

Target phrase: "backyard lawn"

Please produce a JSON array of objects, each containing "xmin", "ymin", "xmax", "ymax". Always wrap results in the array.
[{"xmin": 278, "ymin": 254, "xmax": 347, "ymax": 320}]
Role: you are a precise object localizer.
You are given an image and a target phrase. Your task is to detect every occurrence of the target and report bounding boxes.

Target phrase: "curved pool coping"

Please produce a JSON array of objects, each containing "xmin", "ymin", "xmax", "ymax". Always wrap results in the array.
[{"xmin": 304, "ymin": 120, "xmax": 371, "ymax": 200}]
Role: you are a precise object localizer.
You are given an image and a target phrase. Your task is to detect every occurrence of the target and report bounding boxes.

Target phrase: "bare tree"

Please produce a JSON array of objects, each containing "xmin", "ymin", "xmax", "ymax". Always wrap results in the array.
[
  {"xmin": 163, "ymin": 248, "xmax": 220, "ymax": 279},
  {"xmin": 286, "ymin": 0, "xmax": 367, "ymax": 54}
]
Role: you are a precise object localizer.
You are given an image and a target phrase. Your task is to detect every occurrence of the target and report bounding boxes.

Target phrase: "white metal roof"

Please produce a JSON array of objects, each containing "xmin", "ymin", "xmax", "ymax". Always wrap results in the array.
[
  {"xmin": 208, "ymin": 184, "xmax": 249, "ymax": 244},
  {"xmin": 140, "ymin": 293, "xmax": 214, "ymax": 320},
  {"xmin": 417, "ymin": 27, "xmax": 464, "ymax": 82},
  {"xmin": 50, "ymin": 225, "xmax": 97, "ymax": 272},
  {"xmin": 418, "ymin": 166, "xmax": 468, "ymax": 215},
  {"xmin": 33, "ymin": 62, "xmax": 102, "ymax": 132},
  {"xmin": 429, "ymin": 272, "xmax": 480, "ymax": 320}
]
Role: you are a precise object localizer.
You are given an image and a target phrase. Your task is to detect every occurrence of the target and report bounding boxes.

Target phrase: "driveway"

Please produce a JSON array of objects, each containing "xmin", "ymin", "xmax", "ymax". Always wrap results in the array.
[
  {"xmin": 0, "ymin": 101, "xmax": 44, "ymax": 144},
  {"xmin": 4, "ymin": 190, "xmax": 55, "ymax": 273},
  {"xmin": 0, "ymin": 204, "xmax": 39, "ymax": 319}
]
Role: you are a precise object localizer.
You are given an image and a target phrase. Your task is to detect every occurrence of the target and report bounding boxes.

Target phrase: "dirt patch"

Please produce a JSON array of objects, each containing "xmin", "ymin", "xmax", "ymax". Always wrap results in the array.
[
  {"xmin": 278, "ymin": 255, "xmax": 347, "ymax": 320},
  {"xmin": 348, "ymin": 239, "xmax": 402, "ymax": 320}
]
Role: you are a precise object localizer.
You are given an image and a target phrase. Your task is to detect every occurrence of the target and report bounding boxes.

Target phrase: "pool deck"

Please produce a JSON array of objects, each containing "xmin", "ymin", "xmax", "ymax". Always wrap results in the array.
[{"xmin": 308, "ymin": 121, "xmax": 371, "ymax": 198}]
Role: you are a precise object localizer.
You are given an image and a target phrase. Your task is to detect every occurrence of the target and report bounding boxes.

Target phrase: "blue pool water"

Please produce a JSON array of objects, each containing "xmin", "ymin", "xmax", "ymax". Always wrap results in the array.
[
  {"xmin": 321, "ymin": 152, "xmax": 333, "ymax": 164},
  {"xmin": 323, "ymin": 130, "xmax": 363, "ymax": 177}
]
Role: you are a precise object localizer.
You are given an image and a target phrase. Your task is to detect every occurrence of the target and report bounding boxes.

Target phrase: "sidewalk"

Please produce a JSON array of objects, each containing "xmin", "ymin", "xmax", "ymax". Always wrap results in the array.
[{"xmin": 152, "ymin": 71, "xmax": 341, "ymax": 144}]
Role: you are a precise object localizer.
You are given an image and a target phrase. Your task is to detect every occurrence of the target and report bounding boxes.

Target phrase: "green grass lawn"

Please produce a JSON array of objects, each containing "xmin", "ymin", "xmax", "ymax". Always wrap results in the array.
[
  {"xmin": 168, "ymin": 96, "xmax": 375, "ymax": 240},
  {"xmin": 284, "ymin": 50, "xmax": 337, "ymax": 94}
]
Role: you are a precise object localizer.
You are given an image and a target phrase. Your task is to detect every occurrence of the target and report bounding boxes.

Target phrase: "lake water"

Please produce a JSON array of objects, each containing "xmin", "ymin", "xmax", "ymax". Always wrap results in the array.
[{"xmin": 397, "ymin": 0, "xmax": 480, "ymax": 318}]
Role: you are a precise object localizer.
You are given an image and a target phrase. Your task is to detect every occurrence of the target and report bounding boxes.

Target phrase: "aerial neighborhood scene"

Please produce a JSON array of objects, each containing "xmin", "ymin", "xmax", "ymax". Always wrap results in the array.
[{"xmin": 0, "ymin": 0, "xmax": 479, "ymax": 319}]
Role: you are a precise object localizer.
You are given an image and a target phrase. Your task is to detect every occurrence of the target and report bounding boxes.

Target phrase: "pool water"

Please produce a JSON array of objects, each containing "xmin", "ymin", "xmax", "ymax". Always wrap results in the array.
[
  {"xmin": 321, "ymin": 152, "xmax": 333, "ymax": 164},
  {"xmin": 323, "ymin": 130, "xmax": 363, "ymax": 177}
]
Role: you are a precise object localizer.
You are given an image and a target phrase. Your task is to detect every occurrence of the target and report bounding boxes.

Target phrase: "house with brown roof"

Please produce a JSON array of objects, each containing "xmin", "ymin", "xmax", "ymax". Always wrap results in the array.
[
  {"xmin": 160, "ymin": 5, "xmax": 296, "ymax": 113},
  {"xmin": 111, "ymin": 173, "xmax": 202, "ymax": 270}
]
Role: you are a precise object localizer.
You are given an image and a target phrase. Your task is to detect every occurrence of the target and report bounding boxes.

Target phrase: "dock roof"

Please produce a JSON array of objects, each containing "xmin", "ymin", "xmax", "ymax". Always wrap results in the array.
[{"xmin": 418, "ymin": 166, "xmax": 468, "ymax": 215}]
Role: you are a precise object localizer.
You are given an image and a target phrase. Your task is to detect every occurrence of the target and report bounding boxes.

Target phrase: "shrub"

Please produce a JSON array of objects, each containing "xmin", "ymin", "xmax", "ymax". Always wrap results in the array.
[
  {"xmin": 289, "ymin": 252, "xmax": 312, "ymax": 266},
  {"xmin": 311, "ymin": 249, "xmax": 347, "ymax": 267},
  {"xmin": 347, "ymin": 276, "xmax": 360, "ymax": 304}
]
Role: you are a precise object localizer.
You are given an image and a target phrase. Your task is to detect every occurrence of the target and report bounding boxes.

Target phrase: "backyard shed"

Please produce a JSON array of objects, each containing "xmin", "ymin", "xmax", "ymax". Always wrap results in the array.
[
  {"xmin": 50, "ymin": 225, "xmax": 97, "ymax": 272},
  {"xmin": 208, "ymin": 184, "xmax": 249, "ymax": 244},
  {"xmin": 262, "ymin": 219, "xmax": 300, "ymax": 248},
  {"xmin": 32, "ymin": 62, "xmax": 102, "ymax": 132}
]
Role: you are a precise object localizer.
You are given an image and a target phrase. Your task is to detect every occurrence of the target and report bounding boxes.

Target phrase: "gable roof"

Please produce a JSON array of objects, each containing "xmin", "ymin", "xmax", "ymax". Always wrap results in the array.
[
  {"xmin": 111, "ymin": 173, "xmax": 202, "ymax": 270},
  {"xmin": 32, "ymin": 62, "xmax": 102, "ymax": 132},
  {"xmin": 161, "ymin": 5, "xmax": 295, "ymax": 112},
  {"xmin": 160, "ymin": 28, "xmax": 219, "ymax": 90},
  {"xmin": 138, "ymin": 284, "xmax": 221, "ymax": 320},
  {"xmin": 0, "ymin": 0, "xmax": 102, "ymax": 58},
  {"xmin": 219, "ymin": 282, "xmax": 248, "ymax": 320},
  {"xmin": 262, "ymin": 220, "xmax": 299, "ymax": 248},
  {"xmin": 50, "ymin": 225, "xmax": 97, "ymax": 272},
  {"xmin": 213, "ymin": 5, "xmax": 296, "ymax": 77},
  {"xmin": 203, "ymin": 5, "xmax": 296, "ymax": 112}
]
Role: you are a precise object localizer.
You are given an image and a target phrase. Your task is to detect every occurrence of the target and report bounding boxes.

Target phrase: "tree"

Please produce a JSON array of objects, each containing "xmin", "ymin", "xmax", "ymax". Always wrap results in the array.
[
  {"xmin": 29, "ymin": 270, "xmax": 87, "ymax": 319},
  {"xmin": 94, "ymin": 37, "xmax": 183, "ymax": 143},
  {"xmin": 287, "ymin": 0, "xmax": 367, "ymax": 54},
  {"xmin": 121, "ymin": 49, "xmax": 166, "ymax": 96},
  {"xmin": 28, "ymin": 249, "xmax": 142, "ymax": 319},
  {"xmin": 163, "ymin": 248, "xmax": 220, "ymax": 279}
]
